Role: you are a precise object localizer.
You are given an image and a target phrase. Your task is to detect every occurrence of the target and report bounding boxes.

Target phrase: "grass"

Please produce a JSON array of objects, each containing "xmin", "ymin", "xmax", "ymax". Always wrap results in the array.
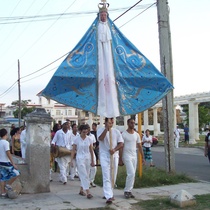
[
  {"xmin": 158, "ymin": 134, "xmax": 206, "ymax": 148},
  {"xmin": 94, "ymin": 165, "xmax": 196, "ymax": 189},
  {"xmin": 132, "ymin": 194, "xmax": 210, "ymax": 210}
]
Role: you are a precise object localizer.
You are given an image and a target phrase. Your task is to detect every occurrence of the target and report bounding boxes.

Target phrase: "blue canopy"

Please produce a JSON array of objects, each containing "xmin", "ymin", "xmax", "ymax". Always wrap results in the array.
[{"xmin": 42, "ymin": 17, "xmax": 173, "ymax": 116}]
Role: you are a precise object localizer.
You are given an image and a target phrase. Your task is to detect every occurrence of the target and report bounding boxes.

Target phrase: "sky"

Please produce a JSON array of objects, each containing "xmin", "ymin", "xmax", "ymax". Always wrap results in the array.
[{"xmin": 0, "ymin": 0, "xmax": 210, "ymax": 106}]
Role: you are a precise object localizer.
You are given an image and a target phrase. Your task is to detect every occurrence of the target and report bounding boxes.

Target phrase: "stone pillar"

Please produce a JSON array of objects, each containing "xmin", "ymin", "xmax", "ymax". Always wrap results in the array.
[
  {"xmin": 153, "ymin": 107, "xmax": 158, "ymax": 136},
  {"xmin": 21, "ymin": 108, "xmax": 52, "ymax": 193},
  {"xmin": 143, "ymin": 110, "xmax": 149, "ymax": 132},
  {"xmin": 194, "ymin": 103, "xmax": 200, "ymax": 140},
  {"xmin": 189, "ymin": 99, "xmax": 196, "ymax": 144}
]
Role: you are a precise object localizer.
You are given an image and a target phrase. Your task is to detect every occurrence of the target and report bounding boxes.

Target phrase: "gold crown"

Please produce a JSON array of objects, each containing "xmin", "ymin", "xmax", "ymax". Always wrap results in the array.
[{"xmin": 98, "ymin": 0, "xmax": 109, "ymax": 13}]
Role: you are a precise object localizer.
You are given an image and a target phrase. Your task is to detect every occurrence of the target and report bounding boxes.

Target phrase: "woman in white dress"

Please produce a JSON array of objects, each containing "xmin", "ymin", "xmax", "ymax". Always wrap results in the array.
[{"xmin": 71, "ymin": 124, "xmax": 95, "ymax": 199}]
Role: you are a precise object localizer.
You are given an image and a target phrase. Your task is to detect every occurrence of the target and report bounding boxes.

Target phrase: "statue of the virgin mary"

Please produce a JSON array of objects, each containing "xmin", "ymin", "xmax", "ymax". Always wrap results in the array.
[{"xmin": 42, "ymin": 0, "xmax": 173, "ymax": 118}]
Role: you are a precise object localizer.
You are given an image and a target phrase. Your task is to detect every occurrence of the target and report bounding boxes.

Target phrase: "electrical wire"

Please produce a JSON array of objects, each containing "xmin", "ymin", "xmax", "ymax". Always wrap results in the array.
[
  {"xmin": 0, "ymin": 0, "xmax": 22, "ymax": 31},
  {"xmin": 0, "ymin": 0, "xmax": 155, "ymax": 99},
  {"xmin": 0, "ymin": 4, "xmax": 152, "ymax": 24},
  {"xmin": 113, "ymin": 0, "xmax": 142, "ymax": 22},
  {"xmin": 20, "ymin": 52, "xmax": 68, "ymax": 80},
  {"xmin": 0, "ymin": 81, "xmax": 18, "ymax": 98},
  {"xmin": 21, "ymin": 66, "xmax": 58, "ymax": 83},
  {"xmin": 119, "ymin": 2, "xmax": 156, "ymax": 28}
]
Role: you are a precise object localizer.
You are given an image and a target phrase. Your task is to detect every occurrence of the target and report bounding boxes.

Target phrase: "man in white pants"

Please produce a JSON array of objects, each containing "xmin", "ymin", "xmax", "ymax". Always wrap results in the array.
[
  {"xmin": 51, "ymin": 122, "xmax": 71, "ymax": 184},
  {"xmin": 97, "ymin": 118, "xmax": 124, "ymax": 204},
  {"xmin": 120, "ymin": 118, "xmax": 145, "ymax": 199},
  {"xmin": 69, "ymin": 124, "xmax": 79, "ymax": 181},
  {"xmin": 174, "ymin": 125, "xmax": 180, "ymax": 148},
  {"xmin": 87, "ymin": 125, "xmax": 97, "ymax": 187},
  {"xmin": 20, "ymin": 126, "xmax": 26, "ymax": 159}
]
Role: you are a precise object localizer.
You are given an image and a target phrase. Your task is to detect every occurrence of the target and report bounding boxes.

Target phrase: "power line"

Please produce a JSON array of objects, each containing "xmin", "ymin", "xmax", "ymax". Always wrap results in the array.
[
  {"xmin": 0, "ymin": 4, "xmax": 152, "ymax": 24},
  {"xmin": 0, "ymin": 0, "xmax": 22, "ymax": 31},
  {"xmin": 0, "ymin": 1, "xmax": 35, "ymax": 48},
  {"xmin": 20, "ymin": 52, "xmax": 68, "ymax": 80},
  {"xmin": 21, "ymin": 66, "xmax": 58, "ymax": 83},
  {"xmin": 0, "ymin": 81, "xmax": 18, "ymax": 98},
  {"xmin": 113, "ymin": 0, "xmax": 142, "ymax": 22},
  {"xmin": 18, "ymin": 0, "xmax": 78, "ymax": 62},
  {"xmin": 0, "ymin": 0, "xmax": 50, "ymax": 71},
  {"xmin": 119, "ymin": 3, "xmax": 156, "ymax": 28},
  {"xmin": 0, "ymin": 0, "xmax": 78, "ymax": 98},
  {"xmin": 0, "ymin": 0, "xmax": 155, "ymax": 99}
]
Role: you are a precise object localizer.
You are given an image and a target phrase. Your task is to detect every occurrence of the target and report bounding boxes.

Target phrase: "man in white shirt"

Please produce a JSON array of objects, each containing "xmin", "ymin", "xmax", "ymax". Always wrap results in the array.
[
  {"xmin": 174, "ymin": 125, "xmax": 180, "ymax": 148},
  {"xmin": 87, "ymin": 125, "xmax": 97, "ymax": 188},
  {"xmin": 69, "ymin": 124, "xmax": 79, "ymax": 181},
  {"xmin": 97, "ymin": 118, "xmax": 124, "ymax": 204},
  {"xmin": 20, "ymin": 126, "xmax": 26, "ymax": 159},
  {"xmin": 120, "ymin": 119, "xmax": 144, "ymax": 199},
  {"xmin": 51, "ymin": 122, "xmax": 71, "ymax": 184}
]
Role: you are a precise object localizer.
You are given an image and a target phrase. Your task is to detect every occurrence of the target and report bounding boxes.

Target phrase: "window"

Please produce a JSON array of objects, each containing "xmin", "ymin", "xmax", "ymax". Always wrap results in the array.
[
  {"xmin": 68, "ymin": 110, "xmax": 72, "ymax": 116},
  {"xmin": 56, "ymin": 110, "xmax": 61, "ymax": 115}
]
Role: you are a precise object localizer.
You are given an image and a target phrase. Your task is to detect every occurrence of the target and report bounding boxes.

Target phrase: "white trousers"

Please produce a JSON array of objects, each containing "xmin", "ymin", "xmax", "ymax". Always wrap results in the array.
[
  {"xmin": 175, "ymin": 137, "xmax": 180, "ymax": 148},
  {"xmin": 56, "ymin": 156, "xmax": 70, "ymax": 183},
  {"xmin": 89, "ymin": 153, "xmax": 97, "ymax": 183},
  {"xmin": 77, "ymin": 158, "xmax": 90, "ymax": 190},
  {"xmin": 123, "ymin": 155, "xmax": 137, "ymax": 192},
  {"xmin": 100, "ymin": 153, "xmax": 119, "ymax": 199},
  {"xmin": 21, "ymin": 144, "xmax": 26, "ymax": 159},
  {"xmin": 70, "ymin": 158, "xmax": 77, "ymax": 179}
]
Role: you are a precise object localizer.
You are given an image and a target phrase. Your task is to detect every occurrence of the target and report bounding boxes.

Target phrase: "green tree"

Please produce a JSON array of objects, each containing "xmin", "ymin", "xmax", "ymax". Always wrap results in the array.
[
  {"xmin": 12, "ymin": 99, "xmax": 35, "ymax": 119},
  {"xmin": 11, "ymin": 99, "xmax": 31, "ymax": 107},
  {"xmin": 13, "ymin": 106, "xmax": 35, "ymax": 119},
  {"xmin": 181, "ymin": 102, "xmax": 210, "ymax": 130}
]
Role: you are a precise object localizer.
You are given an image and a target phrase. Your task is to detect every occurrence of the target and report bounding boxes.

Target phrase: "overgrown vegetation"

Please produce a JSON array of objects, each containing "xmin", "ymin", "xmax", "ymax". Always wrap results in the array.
[
  {"xmin": 94, "ymin": 165, "xmax": 196, "ymax": 189},
  {"xmin": 132, "ymin": 194, "xmax": 210, "ymax": 210}
]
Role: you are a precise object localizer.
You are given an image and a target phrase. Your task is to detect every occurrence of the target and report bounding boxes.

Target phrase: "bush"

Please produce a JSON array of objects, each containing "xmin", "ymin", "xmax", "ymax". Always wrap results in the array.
[{"xmin": 94, "ymin": 165, "xmax": 196, "ymax": 189}]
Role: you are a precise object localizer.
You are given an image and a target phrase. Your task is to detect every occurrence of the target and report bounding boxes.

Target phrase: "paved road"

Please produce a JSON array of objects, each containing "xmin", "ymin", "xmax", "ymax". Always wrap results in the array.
[{"xmin": 152, "ymin": 146, "xmax": 210, "ymax": 182}]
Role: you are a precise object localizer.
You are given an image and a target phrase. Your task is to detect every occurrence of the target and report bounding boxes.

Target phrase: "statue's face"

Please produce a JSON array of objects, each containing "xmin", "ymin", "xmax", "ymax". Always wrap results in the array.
[{"xmin": 100, "ymin": 11, "xmax": 107, "ymax": 22}]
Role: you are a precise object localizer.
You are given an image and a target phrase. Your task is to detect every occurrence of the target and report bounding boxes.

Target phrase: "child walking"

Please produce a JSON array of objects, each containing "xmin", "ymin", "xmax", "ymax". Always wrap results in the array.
[{"xmin": 0, "ymin": 128, "xmax": 20, "ymax": 198}]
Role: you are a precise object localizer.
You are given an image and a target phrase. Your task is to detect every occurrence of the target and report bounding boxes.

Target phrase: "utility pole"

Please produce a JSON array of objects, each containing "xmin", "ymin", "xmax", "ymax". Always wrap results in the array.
[
  {"xmin": 18, "ymin": 59, "xmax": 21, "ymax": 127},
  {"xmin": 157, "ymin": 0, "xmax": 175, "ymax": 172}
]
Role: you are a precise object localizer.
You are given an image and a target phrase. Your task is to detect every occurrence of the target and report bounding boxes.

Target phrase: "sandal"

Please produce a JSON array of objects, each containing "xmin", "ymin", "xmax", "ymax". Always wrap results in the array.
[
  {"xmin": 106, "ymin": 198, "xmax": 112, "ymax": 204},
  {"xmin": 79, "ymin": 191, "xmax": 86, "ymax": 196},
  {"xmin": 87, "ymin": 194, "xmax": 93, "ymax": 199}
]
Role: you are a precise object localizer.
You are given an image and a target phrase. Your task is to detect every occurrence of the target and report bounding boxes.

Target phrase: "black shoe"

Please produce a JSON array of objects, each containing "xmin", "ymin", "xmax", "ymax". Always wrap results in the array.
[
  {"xmin": 106, "ymin": 198, "xmax": 112, "ymax": 204},
  {"xmin": 129, "ymin": 192, "xmax": 135, "ymax": 198},
  {"xmin": 124, "ymin": 191, "xmax": 130, "ymax": 199}
]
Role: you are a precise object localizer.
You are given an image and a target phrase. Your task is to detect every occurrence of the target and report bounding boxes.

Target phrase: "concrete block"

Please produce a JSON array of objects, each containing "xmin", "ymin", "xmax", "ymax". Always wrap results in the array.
[{"xmin": 170, "ymin": 189, "xmax": 196, "ymax": 208}]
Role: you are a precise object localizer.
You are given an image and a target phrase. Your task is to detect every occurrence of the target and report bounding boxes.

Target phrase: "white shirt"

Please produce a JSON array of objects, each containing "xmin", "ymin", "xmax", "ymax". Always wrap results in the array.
[
  {"xmin": 142, "ymin": 135, "xmax": 153, "ymax": 148},
  {"xmin": 122, "ymin": 131, "xmax": 141, "ymax": 157},
  {"xmin": 69, "ymin": 132, "xmax": 79, "ymax": 150},
  {"xmin": 88, "ymin": 133, "xmax": 96, "ymax": 144},
  {"xmin": 51, "ymin": 129, "xmax": 71, "ymax": 150},
  {"xmin": 174, "ymin": 128, "xmax": 180, "ymax": 138},
  {"xmin": 0, "ymin": 139, "xmax": 10, "ymax": 162},
  {"xmin": 73, "ymin": 136, "xmax": 92, "ymax": 160},
  {"xmin": 97, "ymin": 127, "xmax": 124, "ymax": 157},
  {"xmin": 20, "ymin": 129, "xmax": 26, "ymax": 146}
]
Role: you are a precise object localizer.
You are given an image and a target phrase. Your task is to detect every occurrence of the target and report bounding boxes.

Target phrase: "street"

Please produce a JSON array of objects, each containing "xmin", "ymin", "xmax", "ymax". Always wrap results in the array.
[{"xmin": 151, "ymin": 146, "xmax": 210, "ymax": 182}]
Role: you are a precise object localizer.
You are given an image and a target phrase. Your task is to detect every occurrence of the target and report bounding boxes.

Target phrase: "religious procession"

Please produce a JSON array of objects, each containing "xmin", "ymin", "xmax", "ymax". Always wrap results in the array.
[{"xmin": 0, "ymin": 0, "xmax": 173, "ymax": 205}]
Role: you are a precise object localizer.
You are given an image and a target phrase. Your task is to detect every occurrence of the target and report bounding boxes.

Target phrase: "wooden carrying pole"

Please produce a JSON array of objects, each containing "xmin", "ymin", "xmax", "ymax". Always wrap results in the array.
[{"xmin": 138, "ymin": 113, "xmax": 143, "ymax": 177}]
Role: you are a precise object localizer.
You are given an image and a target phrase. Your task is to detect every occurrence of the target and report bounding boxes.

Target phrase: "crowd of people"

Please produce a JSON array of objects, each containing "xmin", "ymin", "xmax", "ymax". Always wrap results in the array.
[{"xmin": 48, "ymin": 117, "xmax": 155, "ymax": 204}]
